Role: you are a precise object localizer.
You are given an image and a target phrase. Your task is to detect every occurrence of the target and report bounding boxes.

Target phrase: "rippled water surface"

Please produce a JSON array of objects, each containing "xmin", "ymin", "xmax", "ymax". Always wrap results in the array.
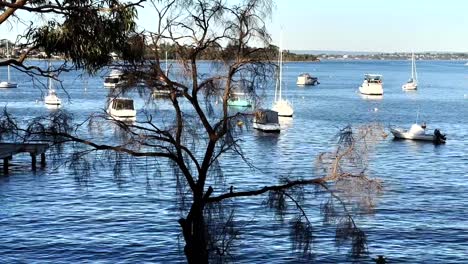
[{"xmin": 0, "ymin": 60, "xmax": 467, "ymax": 263}]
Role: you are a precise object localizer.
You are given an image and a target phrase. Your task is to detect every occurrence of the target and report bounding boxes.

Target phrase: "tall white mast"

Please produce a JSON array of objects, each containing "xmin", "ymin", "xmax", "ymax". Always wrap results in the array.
[
  {"xmin": 274, "ymin": 45, "xmax": 279, "ymax": 102},
  {"xmin": 411, "ymin": 53, "xmax": 414, "ymax": 80},
  {"xmin": 278, "ymin": 34, "xmax": 283, "ymax": 101},
  {"xmin": 6, "ymin": 41, "xmax": 10, "ymax": 82},
  {"xmin": 413, "ymin": 53, "xmax": 418, "ymax": 83},
  {"xmin": 165, "ymin": 50, "xmax": 168, "ymax": 76},
  {"xmin": 48, "ymin": 61, "xmax": 52, "ymax": 90}
]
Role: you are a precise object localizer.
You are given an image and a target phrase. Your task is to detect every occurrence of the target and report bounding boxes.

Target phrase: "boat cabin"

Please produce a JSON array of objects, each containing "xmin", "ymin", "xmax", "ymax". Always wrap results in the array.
[
  {"xmin": 111, "ymin": 98, "xmax": 134, "ymax": 111},
  {"xmin": 254, "ymin": 109, "xmax": 279, "ymax": 124},
  {"xmin": 364, "ymin": 74, "xmax": 383, "ymax": 83},
  {"xmin": 107, "ymin": 98, "xmax": 136, "ymax": 121},
  {"xmin": 253, "ymin": 109, "xmax": 280, "ymax": 132}
]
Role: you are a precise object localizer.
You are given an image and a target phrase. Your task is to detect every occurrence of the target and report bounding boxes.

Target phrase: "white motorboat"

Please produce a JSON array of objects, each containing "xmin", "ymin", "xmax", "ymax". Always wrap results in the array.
[
  {"xmin": 107, "ymin": 97, "xmax": 136, "ymax": 121},
  {"xmin": 402, "ymin": 53, "xmax": 418, "ymax": 90},
  {"xmin": 253, "ymin": 109, "xmax": 280, "ymax": 133},
  {"xmin": 152, "ymin": 85, "xmax": 183, "ymax": 98},
  {"xmin": 272, "ymin": 36, "xmax": 294, "ymax": 117},
  {"xmin": 359, "ymin": 74, "xmax": 383, "ymax": 95},
  {"xmin": 296, "ymin": 73, "xmax": 319, "ymax": 86},
  {"xmin": 44, "ymin": 62, "xmax": 61, "ymax": 106},
  {"xmin": 0, "ymin": 41, "xmax": 17, "ymax": 88},
  {"xmin": 104, "ymin": 69, "xmax": 125, "ymax": 88},
  {"xmin": 390, "ymin": 123, "xmax": 446, "ymax": 144}
]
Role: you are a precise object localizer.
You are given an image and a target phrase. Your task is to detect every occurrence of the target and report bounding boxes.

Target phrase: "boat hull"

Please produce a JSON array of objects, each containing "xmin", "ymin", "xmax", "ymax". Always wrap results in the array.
[
  {"xmin": 359, "ymin": 84, "xmax": 383, "ymax": 95},
  {"xmin": 44, "ymin": 93, "xmax": 61, "ymax": 106},
  {"xmin": 402, "ymin": 82, "xmax": 417, "ymax": 90},
  {"xmin": 0, "ymin": 82, "xmax": 17, "ymax": 88},
  {"xmin": 253, "ymin": 122, "xmax": 280, "ymax": 133},
  {"xmin": 227, "ymin": 98, "xmax": 252, "ymax": 107},
  {"xmin": 297, "ymin": 79, "xmax": 319, "ymax": 86}
]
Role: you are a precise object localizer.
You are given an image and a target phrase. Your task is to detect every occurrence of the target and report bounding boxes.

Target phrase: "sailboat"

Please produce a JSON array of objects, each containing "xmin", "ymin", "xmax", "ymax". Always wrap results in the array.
[
  {"xmin": 272, "ymin": 39, "xmax": 293, "ymax": 117},
  {"xmin": 152, "ymin": 50, "xmax": 182, "ymax": 97},
  {"xmin": 402, "ymin": 53, "xmax": 418, "ymax": 90},
  {"xmin": 0, "ymin": 41, "xmax": 18, "ymax": 88},
  {"xmin": 44, "ymin": 62, "xmax": 61, "ymax": 106}
]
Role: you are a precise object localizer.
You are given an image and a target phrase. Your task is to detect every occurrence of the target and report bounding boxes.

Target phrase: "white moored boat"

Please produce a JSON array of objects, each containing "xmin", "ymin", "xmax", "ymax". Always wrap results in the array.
[
  {"xmin": 390, "ymin": 123, "xmax": 446, "ymax": 144},
  {"xmin": 44, "ymin": 62, "xmax": 61, "ymax": 106},
  {"xmin": 107, "ymin": 97, "xmax": 136, "ymax": 121},
  {"xmin": 272, "ymin": 36, "xmax": 294, "ymax": 117},
  {"xmin": 402, "ymin": 53, "xmax": 418, "ymax": 90},
  {"xmin": 44, "ymin": 89, "xmax": 61, "ymax": 106},
  {"xmin": 359, "ymin": 74, "xmax": 383, "ymax": 95},
  {"xmin": 104, "ymin": 69, "xmax": 125, "ymax": 88},
  {"xmin": 253, "ymin": 109, "xmax": 280, "ymax": 133},
  {"xmin": 0, "ymin": 41, "xmax": 17, "ymax": 88},
  {"xmin": 296, "ymin": 73, "xmax": 319, "ymax": 86}
]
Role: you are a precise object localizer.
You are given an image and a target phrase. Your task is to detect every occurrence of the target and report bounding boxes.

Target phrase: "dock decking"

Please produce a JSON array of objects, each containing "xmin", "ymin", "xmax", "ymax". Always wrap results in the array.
[{"xmin": 0, "ymin": 143, "xmax": 49, "ymax": 174}]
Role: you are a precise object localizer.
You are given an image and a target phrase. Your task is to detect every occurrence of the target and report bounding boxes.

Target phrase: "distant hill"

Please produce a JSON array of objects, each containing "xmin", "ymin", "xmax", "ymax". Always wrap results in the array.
[
  {"xmin": 291, "ymin": 50, "xmax": 379, "ymax": 55},
  {"xmin": 291, "ymin": 50, "xmax": 468, "ymax": 56}
]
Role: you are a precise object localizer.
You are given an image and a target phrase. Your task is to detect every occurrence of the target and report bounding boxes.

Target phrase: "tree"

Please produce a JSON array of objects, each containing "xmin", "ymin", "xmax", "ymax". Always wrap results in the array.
[
  {"xmin": 0, "ymin": 0, "xmax": 384, "ymax": 263},
  {"xmin": 0, "ymin": 0, "xmax": 143, "ymax": 75}
]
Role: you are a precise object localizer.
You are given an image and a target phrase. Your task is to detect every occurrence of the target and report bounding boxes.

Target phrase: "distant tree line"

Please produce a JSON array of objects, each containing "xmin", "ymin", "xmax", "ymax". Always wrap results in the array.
[{"xmin": 145, "ymin": 43, "xmax": 319, "ymax": 62}]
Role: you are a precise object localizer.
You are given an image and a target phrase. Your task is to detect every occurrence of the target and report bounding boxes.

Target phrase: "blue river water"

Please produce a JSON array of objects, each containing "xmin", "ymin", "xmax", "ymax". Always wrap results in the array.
[{"xmin": 0, "ymin": 60, "xmax": 467, "ymax": 263}]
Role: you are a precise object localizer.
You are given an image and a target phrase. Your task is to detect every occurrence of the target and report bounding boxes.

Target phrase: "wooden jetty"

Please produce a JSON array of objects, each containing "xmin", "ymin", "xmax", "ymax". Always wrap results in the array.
[{"xmin": 0, "ymin": 143, "xmax": 49, "ymax": 174}]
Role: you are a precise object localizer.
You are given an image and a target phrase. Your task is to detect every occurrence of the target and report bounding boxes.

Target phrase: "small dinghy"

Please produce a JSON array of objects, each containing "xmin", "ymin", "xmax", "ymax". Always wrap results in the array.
[{"xmin": 390, "ymin": 123, "xmax": 446, "ymax": 144}]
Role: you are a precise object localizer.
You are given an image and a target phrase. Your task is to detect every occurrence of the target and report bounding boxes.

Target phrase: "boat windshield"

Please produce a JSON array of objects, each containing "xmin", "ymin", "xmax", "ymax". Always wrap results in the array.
[
  {"xmin": 112, "ymin": 99, "xmax": 134, "ymax": 110},
  {"xmin": 364, "ymin": 74, "xmax": 382, "ymax": 83},
  {"xmin": 105, "ymin": 77, "xmax": 121, "ymax": 84}
]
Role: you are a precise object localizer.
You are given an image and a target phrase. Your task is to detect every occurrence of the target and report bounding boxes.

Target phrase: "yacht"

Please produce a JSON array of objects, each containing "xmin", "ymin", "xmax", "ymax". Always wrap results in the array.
[
  {"xmin": 0, "ymin": 41, "xmax": 17, "ymax": 88},
  {"xmin": 107, "ymin": 97, "xmax": 136, "ymax": 121},
  {"xmin": 272, "ymin": 37, "xmax": 294, "ymax": 117},
  {"xmin": 104, "ymin": 69, "xmax": 125, "ymax": 88},
  {"xmin": 44, "ymin": 62, "xmax": 61, "ymax": 106},
  {"xmin": 44, "ymin": 89, "xmax": 61, "ymax": 106},
  {"xmin": 296, "ymin": 73, "xmax": 319, "ymax": 86},
  {"xmin": 253, "ymin": 109, "xmax": 280, "ymax": 133},
  {"xmin": 359, "ymin": 74, "xmax": 383, "ymax": 95},
  {"xmin": 402, "ymin": 53, "xmax": 418, "ymax": 90}
]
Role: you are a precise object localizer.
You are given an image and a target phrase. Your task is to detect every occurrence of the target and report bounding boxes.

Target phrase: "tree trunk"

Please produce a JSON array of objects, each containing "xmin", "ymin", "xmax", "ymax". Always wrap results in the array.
[{"xmin": 179, "ymin": 201, "xmax": 208, "ymax": 264}]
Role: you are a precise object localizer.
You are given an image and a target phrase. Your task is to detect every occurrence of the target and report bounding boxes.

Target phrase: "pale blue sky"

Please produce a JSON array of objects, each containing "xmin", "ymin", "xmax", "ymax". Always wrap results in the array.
[
  {"xmin": 2, "ymin": 0, "xmax": 468, "ymax": 52},
  {"xmin": 269, "ymin": 0, "xmax": 468, "ymax": 52}
]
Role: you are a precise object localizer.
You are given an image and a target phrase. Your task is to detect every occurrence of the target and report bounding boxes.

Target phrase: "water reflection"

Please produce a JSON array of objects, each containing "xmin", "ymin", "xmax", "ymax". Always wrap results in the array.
[
  {"xmin": 359, "ymin": 94, "xmax": 383, "ymax": 100},
  {"xmin": 45, "ymin": 104, "xmax": 61, "ymax": 110}
]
